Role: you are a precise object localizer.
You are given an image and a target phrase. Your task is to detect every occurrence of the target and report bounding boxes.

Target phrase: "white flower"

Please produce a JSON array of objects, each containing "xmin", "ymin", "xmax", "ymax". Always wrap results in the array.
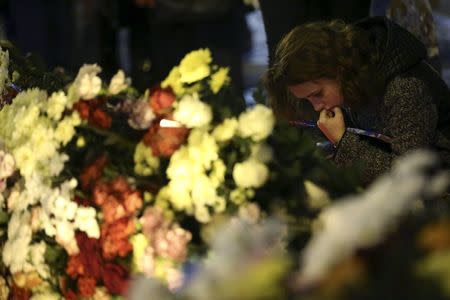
[
  {"xmin": 29, "ymin": 242, "xmax": 50, "ymax": 279},
  {"xmin": 212, "ymin": 118, "xmax": 238, "ymax": 142},
  {"xmin": 187, "ymin": 129, "xmax": 218, "ymax": 170},
  {"xmin": 3, "ymin": 211, "xmax": 32, "ymax": 273},
  {"xmin": 299, "ymin": 150, "xmax": 450, "ymax": 285},
  {"xmin": 173, "ymin": 93, "xmax": 212, "ymax": 128},
  {"xmin": 54, "ymin": 113, "xmax": 81, "ymax": 145},
  {"xmin": 233, "ymin": 159, "xmax": 269, "ymax": 188},
  {"xmin": 69, "ymin": 64, "xmax": 102, "ymax": 103},
  {"xmin": 0, "ymin": 150, "xmax": 15, "ymax": 179},
  {"xmin": 108, "ymin": 70, "xmax": 130, "ymax": 94},
  {"xmin": 74, "ymin": 207, "xmax": 100, "ymax": 238},
  {"xmin": 237, "ymin": 104, "xmax": 275, "ymax": 141},
  {"xmin": 46, "ymin": 91, "xmax": 68, "ymax": 120}
]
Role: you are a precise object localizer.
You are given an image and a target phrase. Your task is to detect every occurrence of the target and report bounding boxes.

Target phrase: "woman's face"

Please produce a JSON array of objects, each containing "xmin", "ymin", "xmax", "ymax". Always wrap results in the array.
[{"xmin": 288, "ymin": 78, "xmax": 344, "ymax": 112}]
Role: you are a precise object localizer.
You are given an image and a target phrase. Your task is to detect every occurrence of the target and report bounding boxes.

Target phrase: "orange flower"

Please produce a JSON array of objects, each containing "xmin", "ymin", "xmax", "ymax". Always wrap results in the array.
[
  {"xmin": 66, "ymin": 255, "xmax": 85, "ymax": 279},
  {"xmin": 143, "ymin": 122, "xmax": 189, "ymax": 157},
  {"xmin": 77, "ymin": 277, "xmax": 97, "ymax": 298},
  {"xmin": 101, "ymin": 218, "xmax": 136, "ymax": 259},
  {"xmin": 149, "ymin": 87, "xmax": 175, "ymax": 115}
]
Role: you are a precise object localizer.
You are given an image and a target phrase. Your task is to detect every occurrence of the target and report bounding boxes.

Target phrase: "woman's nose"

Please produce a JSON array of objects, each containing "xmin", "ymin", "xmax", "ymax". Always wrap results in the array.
[{"xmin": 311, "ymin": 101, "xmax": 324, "ymax": 112}]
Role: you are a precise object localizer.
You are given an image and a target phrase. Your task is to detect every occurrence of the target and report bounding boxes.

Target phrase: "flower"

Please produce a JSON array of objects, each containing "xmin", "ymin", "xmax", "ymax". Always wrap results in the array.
[
  {"xmin": 0, "ymin": 150, "xmax": 15, "ymax": 179},
  {"xmin": 134, "ymin": 142, "xmax": 160, "ymax": 176},
  {"xmin": 130, "ymin": 233, "xmax": 149, "ymax": 273},
  {"xmin": 100, "ymin": 217, "xmax": 136, "ymax": 259},
  {"xmin": 233, "ymin": 159, "xmax": 269, "ymax": 188},
  {"xmin": 212, "ymin": 118, "xmax": 238, "ymax": 143},
  {"xmin": 71, "ymin": 232, "xmax": 103, "ymax": 280},
  {"xmin": 150, "ymin": 88, "xmax": 176, "ymax": 115},
  {"xmin": 108, "ymin": 70, "xmax": 130, "ymax": 95},
  {"xmin": 77, "ymin": 276, "xmax": 97, "ymax": 298},
  {"xmin": 173, "ymin": 93, "xmax": 212, "ymax": 128},
  {"xmin": 161, "ymin": 67, "xmax": 185, "ymax": 96},
  {"xmin": 103, "ymin": 263, "xmax": 129, "ymax": 295},
  {"xmin": 237, "ymin": 104, "xmax": 275, "ymax": 141},
  {"xmin": 128, "ymin": 98, "xmax": 155, "ymax": 130},
  {"xmin": 91, "ymin": 108, "xmax": 112, "ymax": 129},
  {"xmin": 209, "ymin": 67, "xmax": 230, "ymax": 94},
  {"xmin": 79, "ymin": 72, "xmax": 102, "ymax": 100},
  {"xmin": 46, "ymin": 91, "xmax": 68, "ymax": 121},
  {"xmin": 178, "ymin": 49, "xmax": 212, "ymax": 84},
  {"xmin": 79, "ymin": 155, "xmax": 108, "ymax": 191},
  {"xmin": 0, "ymin": 276, "xmax": 9, "ymax": 300},
  {"xmin": 143, "ymin": 122, "xmax": 189, "ymax": 157}
]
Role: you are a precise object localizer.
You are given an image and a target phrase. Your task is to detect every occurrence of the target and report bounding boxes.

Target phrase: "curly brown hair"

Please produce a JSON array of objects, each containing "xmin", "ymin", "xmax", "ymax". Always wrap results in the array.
[{"xmin": 263, "ymin": 20, "xmax": 381, "ymax": 120}]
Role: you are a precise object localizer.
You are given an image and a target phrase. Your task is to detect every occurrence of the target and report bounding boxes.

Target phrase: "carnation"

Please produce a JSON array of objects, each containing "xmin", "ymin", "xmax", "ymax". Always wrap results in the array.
[
  {"xmin": 46, "ymin": 91, "xmax": 68, "ymax": 120},
  {"xmin": 0, "ymin": 150, "xmax": 15, "ymax": 179},
  {"xmin": 237, "ymin": 104, "xmax": 275, "ymax": 141},
  {"xmin": 232, "ymin": 159, "xmax": 269, "ymax": 188},
  {"xmin": 173, "ymin": 93, "xmax": 212, "ymax": 128}
]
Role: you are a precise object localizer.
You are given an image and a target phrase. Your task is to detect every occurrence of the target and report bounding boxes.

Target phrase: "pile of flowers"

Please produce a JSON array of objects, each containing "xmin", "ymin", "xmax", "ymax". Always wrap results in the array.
[{"xmin": 0, "ymin": 46, "xmax": 305, "ymax": 299}]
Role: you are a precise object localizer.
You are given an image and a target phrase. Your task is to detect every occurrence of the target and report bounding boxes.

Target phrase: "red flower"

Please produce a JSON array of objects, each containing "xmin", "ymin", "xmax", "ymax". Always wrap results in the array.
[
  {"xmin": 73, "ymin": 101, "xmax": 90, "ymax": 120},
  {"xmin": 11, "ymin": 284, "xmax": 30, "ymax": 300},
  {"xmin": 150, "ymin": 87, "xmax": 175, "ymax": 115},
  {"xmin": 143, "ymin": 122, "xmax": 189, "ymax": 157},
  {"xmin": 63, "ymin": 289, "xmax": 78, "ymax": 300},
  {"xmin": 75, "ymin": 232, "xmax": 103, "ymax": 280},
  {"xmin": 66, "ymin": 255, "xmax": 85, "ymax": 278},
  {"xmin": 103, "ymin": 263, "xmax": 129, "ymax": 295},
  {"xmin": 91, "ymin": 108, "xmax": 112, "ymax": 129},
  {"xmin": 77, "ymin": 277, "xmax": 97, "ymax": 298},
  {"xmin": 80, "ymin": 155, "xmax": 108, "ymax": 191},
  {"xmin": 123, "ymin": 191, "xmax": 143, "ymax": 215},
  {"xmin": 101, "ymin": 218, "xmax": 136, "ymax": 259}
]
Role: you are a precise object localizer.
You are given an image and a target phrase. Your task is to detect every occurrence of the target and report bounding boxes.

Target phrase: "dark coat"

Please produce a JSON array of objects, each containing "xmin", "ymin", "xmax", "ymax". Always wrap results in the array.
[{"xmin": 334, "ymin": 17, "xmax": 450, "ymax": 184}]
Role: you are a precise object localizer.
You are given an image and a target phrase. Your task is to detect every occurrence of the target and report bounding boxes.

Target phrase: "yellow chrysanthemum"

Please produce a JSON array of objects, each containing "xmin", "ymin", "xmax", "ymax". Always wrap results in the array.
[
  {"xmin": 209, "ymin": 67, "xmax": 230, "ymax": 94},
  {"xmin": 161, "ymin": 67, "xmax": 185, "ymax": 96},
  {"xmin": 179, "ymin": 49, "xmax": 212, "ymax": 84}
]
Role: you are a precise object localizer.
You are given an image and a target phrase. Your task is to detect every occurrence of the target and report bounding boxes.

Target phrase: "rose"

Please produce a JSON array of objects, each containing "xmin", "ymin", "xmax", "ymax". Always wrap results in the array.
[
  {"xmin": 75, "ymin": 233, "xmax": 103, "ymax": 280},
  {"xmin": 143, "ymin": 122, "xmax": 189, "ymax": 157},
  {"xmin": 77, "ymin": 277, "xmax": 97, "ymax": 298},
  {"xmin": 150, "ymin": 88, "xmax": 176, "ymax": 115},
  {"xmin": 103, "ymin": 263, "xmax": 129, "ymax": 295}
]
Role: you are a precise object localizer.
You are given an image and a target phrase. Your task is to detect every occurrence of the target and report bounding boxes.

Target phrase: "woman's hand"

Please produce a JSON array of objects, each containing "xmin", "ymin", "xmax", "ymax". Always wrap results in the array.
[{"xmin": 317, "ymin": 107, "xmax": 346, "ymax": 145}]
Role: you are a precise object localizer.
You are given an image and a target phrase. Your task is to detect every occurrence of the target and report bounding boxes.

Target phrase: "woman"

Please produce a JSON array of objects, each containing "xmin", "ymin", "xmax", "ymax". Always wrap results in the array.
[{"xmin": 264, "ymin": 17, "xmax": 450, "ymax": 184}]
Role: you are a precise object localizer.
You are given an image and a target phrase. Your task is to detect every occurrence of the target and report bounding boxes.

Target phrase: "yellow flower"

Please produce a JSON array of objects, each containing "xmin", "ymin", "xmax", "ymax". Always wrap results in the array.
[
  {"xmin": 130, "ymin": 233, "xmax": 149, "ymax": 273},
  {"xmin": 212, "ymin": 117, "xmax": 238, "ymax": 142},
  {"xmin": 209, "ymin": 67, "xmax": 230, "ymax": 94},
  {"xmin": 134, "ymin": 142, "xmax": 160, "ymax": 176},
  {"xmin": 179, "ymin": 49, "xmax": 212, "ymax": 84},
  {"xmin": 161, "ymin": 67, "xmax": 185, "ymax": 96}
]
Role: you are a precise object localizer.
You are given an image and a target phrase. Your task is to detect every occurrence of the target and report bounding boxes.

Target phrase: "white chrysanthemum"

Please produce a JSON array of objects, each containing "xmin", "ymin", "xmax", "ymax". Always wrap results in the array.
[
  {"xmin": 134, "ymin": 142, "xmax": 160, "ymax": 176},
  {"xmin": 194, "ymin": 205, "xmax": 211, "ymax": 223},
  {"xmin": 212, "ymin": 118, "xmax": 238, "ymax": 142},
  {"xmin": 2, "ymin": 211, "xmax": 32, "ymax": 273},
  {"xmin": 179, "ymin": 48, "xmax": 212, "ymax": 84},
  {"xmin": 250, "ymin": 143, "xmax": 273, "ymax": 163},
  {"xmin": 29, "ymin": 242, "xmax": 50, "ymax": 280},
  {"xmin": 237, "ymin": 104, "xmax": 275, "ymax": 141},
  {"xmin": 0, "ymin": 150, "xmax": 15, "ymax": 179},
  {"xmin": 0, "ymin": 47, "xmax": 10, "ymax": 96},
  {"xmin": 187, "ymin": 129, "xmax": 218, "ymax": 170},
  {"xmin": 46, "ymin": 91, "xmax": 68, "ymax": 121},
  {"xmin": 54, "ymin": 112, "xmax": 81, "ymax": 145},
  {"xmin": 210, "ymin": 159, "xmax": 226, "ymax": 188},
  {"xmin": 79, "ymin": 73, "xmax": 102, "ymax": 100},
  {"xmin": 167, "ymin": 179, "xmax": 193, "ymax": 213},
  {"xmin": 167, "ymin": 146, "xmax": 203, "ymax": 180},
  {"xmin": 74, "ymin": 206, "xmax": 100, "ymax": 238},
  {"xmin": 173, "ymin": 93, "xmax": 212, "ymax": 128},
  {"xmin": 109, "ymin": 69, "xmax": 130, "ymax": 94},
  {"xmin": 233, "ymin": 159, "xmax": 269, "ymax": 188}
]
